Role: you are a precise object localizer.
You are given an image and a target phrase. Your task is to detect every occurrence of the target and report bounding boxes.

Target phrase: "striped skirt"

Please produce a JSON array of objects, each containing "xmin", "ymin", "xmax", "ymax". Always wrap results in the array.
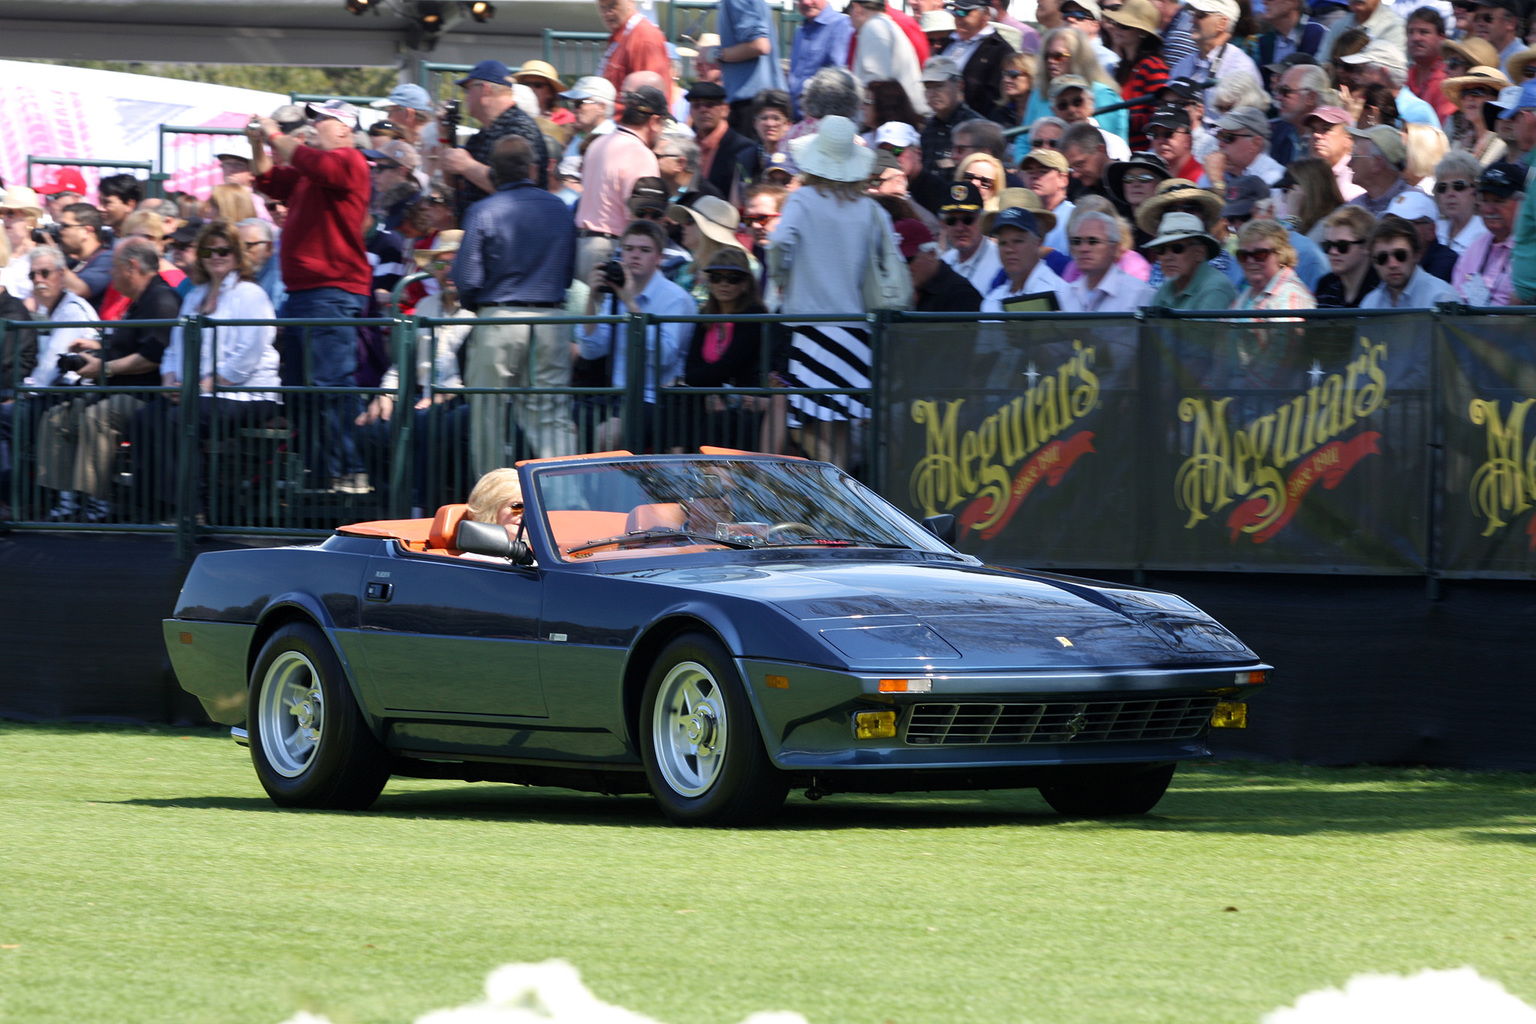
[{"xmin": 783, "ymin": 323, "xmax": 871, "ymax": 423}]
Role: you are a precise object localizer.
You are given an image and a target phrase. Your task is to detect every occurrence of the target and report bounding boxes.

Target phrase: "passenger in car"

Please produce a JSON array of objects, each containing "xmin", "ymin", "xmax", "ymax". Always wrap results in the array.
[{"xmin": 465, "ymin": 467, "xmax": 524, "ymax": 536}]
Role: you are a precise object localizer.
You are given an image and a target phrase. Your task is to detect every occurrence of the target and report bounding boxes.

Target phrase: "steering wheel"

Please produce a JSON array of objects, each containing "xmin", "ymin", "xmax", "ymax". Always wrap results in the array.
[{"xmin": 765, "ymin": 521, "xmax": 817, "ymax": 541}]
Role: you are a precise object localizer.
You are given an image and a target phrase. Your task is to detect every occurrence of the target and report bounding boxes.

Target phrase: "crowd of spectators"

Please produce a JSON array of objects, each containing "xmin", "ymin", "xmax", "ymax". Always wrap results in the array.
[{"xmin": 6, "ymin": 0, "xmax": 1536, "ymax": 520}]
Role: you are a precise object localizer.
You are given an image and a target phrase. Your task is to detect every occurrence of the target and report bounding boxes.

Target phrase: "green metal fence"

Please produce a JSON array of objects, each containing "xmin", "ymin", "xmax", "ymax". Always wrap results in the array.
[{"xmin": 25, "ymin": 156, "xmax": 159, "ymax": 200}]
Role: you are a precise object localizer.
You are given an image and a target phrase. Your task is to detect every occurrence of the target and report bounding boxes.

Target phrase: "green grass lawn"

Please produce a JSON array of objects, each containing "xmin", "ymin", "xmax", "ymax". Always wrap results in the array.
[{"xmin": 2, "ymin": 722, "xmax": 1533, "ymax": 1024}]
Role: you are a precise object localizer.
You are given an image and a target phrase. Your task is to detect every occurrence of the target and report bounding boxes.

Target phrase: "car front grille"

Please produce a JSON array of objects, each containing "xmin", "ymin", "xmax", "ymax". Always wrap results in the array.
[{"xmin": 903, "ymin": 697, "xmax": 1220, "ymax": 745}]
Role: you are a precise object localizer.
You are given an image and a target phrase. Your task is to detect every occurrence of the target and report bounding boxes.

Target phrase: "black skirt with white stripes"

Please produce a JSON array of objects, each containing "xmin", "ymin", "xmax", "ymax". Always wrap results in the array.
[{"xmin": 783, "ymin": 323, "xmax": 871, "ymax": 423}]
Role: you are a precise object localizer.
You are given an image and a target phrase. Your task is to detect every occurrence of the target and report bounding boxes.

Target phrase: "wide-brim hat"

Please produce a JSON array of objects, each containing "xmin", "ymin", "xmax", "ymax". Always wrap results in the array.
[
  {"xmin": 986, "ymin": 187, "xmax": 1057, "ymax": 237},
  {"xmin": 514, "ymin": 60, "xmax": 563, "ymax": 89},
  {"xmin": 666, "ymin": 194, "xmax": 742, "ymax": 247},
  {"xmin": 1103, "ymin": 0, "xmax": 1159, "ymax": 36},
  {"xmin": 1441, "ymin": 36, "xmax": 1501, "ymax": 72},
  {"xmin": 413, "ymin": 229, "xmax": 464, "ymax": 266},
  {"xmin": 1442, "ymin": 66, "xmax": 1512, "ymax": 105},
  {"xmin": 0, "ymin": 185, "xmax": 45, "ymax": 217},
  {"xmin": 1145, "ymin": 211, "xmax": 1220, "ymax": 257},
  {"xmin": 1506, "ymin": 47, "xmax": 1536, "ymax": 84},
  {"xmin": 788, "ymin": 115, "xmax": 874, "ymax": 182},
  {"xmin": 1135, "ymin": 178, "xmax": 1222, "ymax": 235},
  {"xmin": 1104, "ymin": 150, "xmax": 1170, "ymax": 201}
]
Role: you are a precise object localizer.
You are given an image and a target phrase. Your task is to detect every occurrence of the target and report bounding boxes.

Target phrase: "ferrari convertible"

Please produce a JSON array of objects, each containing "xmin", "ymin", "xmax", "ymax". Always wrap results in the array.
[{"xmin": 164, "ymin": 451, "xmax": 1270, "ymax": 825}]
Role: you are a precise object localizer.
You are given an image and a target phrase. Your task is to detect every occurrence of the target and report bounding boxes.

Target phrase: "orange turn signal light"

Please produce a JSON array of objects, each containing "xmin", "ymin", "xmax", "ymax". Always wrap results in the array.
[
  {"xmin": 765, "ymin": 674, "xmax": 789, "ymax": 690},
  {"xmin": 878, "ymin": 678, "xmax": 932, "ymax": 693}
]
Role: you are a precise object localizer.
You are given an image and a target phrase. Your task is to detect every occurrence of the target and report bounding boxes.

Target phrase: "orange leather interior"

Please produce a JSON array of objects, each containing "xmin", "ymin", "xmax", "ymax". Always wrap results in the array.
[
  {"xmin": 545, "ymin": 509, "xmax": 629, "ymax": 553},
  {"xmin": 625, "ymin": 502, "xmax": 685, "ymax": 533},
  {"xmin": 428, "ymin": 504, "xmax": 471, "ymax": 552}
]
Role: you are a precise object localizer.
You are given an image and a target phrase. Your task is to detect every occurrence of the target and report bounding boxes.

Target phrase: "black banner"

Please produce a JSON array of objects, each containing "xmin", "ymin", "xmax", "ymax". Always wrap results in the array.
[
  {"xmin": 882, "ymin": 314, "xmax": 1436, "ymax": 573},
  {"xmin": 1437, "ymin": 316, "xmax": 1536, "ymax": 578}
]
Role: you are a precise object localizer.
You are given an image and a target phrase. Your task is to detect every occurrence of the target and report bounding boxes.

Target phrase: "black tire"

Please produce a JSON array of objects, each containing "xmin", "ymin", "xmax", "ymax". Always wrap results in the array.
[
  {"xmin": 639, "ymin": 632, "xmax": 788, "ymax": 826},
  {"xmin": 1038, "ymin": 762, "xmax": 1177, "ymax": 817},
  {"xmin": 247, "ymin": 622, "xmax": 390, "ymax": 810}
]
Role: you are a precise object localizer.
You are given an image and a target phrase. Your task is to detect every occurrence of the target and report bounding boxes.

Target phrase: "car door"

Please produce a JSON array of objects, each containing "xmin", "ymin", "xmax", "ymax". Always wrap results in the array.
[{"xmin": 353, "ymin": 552, "xmax": 547, "ymax": 718}]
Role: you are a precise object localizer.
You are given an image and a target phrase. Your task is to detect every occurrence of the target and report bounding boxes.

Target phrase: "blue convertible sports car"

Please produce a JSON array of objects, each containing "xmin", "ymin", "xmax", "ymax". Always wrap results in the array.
[{"xmin": 164, "ymin": 452, "xmax": 1270, "ymax": 825}]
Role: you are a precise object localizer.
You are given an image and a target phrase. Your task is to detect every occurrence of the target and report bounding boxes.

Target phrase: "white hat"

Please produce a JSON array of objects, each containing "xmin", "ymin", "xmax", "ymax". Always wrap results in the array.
[
  {"xmin": 1145, "ymin": 211, "xmax": 1221, "ymax": 256},
  {"xmin": 1339, "ymin": 39, "xmax": 1408, "ymax": 73},
  {"xmin": 1386, "ymin": 188, "xmax": 1439, "ymax": 221},
  {"xmin": 666, "ymin": 194, "xmax": 743, "ymax": 247},
  {"xmin": 560, "ymin": 75, "xmax": 618, "ymax": 103},
  {"xmin": 789, "ymin": 115, "xmax": 875, "ymax": 182},
  {"xmin": 874, "ymin": 121, "xmax": 920, "ymax": 149},
  {"xmin": 919, "ymin": 9, "xmax": 957, "ymax": 31},
  {"xmin": 1185, "ymin": 0, "xmax": 1239, "ymax": 20}
]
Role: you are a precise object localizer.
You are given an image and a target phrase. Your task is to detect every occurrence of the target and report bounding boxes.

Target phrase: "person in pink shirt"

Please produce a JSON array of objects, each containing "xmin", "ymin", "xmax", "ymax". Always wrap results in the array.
[{"xmin": 573, "ymin": 85, "xmax": 671, "ymax": 278}]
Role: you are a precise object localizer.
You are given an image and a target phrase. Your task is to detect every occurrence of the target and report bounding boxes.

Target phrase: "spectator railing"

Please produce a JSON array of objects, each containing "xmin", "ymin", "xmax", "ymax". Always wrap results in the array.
[
  {"xmin": 7, "ymin": 305, "xmax": 1536, "ymax": 582},
  {"xmin": 155, "ymin": 125, "xmax": 248, "ymax": 201},
  {"xmin": 25, "ymin": 157, "xmax": 158, "ymax": 199},
  {"xmin": 541, "ymin": 30, "xmax": 613, "ymax": 80}
]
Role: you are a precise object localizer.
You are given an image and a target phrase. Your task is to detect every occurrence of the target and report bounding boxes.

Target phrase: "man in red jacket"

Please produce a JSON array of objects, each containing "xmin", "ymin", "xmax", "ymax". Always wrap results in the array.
[{"xmin": 247, "ymin": 100, "xmax": 373, "ymax": 493}]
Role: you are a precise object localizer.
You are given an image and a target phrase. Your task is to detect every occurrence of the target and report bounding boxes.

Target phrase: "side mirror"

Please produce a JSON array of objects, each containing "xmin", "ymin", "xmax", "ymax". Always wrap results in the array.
[
  {"xmin": 922, "ymin": 514, "xmax": 957, "ymax": 545},
  {"xmin": 455, "ymin": 518, "xmax": 535, "ymax": 565}
]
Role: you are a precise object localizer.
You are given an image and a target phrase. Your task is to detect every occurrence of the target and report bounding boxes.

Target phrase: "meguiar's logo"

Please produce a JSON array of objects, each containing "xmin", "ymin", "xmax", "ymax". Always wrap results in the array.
[
  {"xmin": 1468, "ymin": 397, "xmax": 1536, "ymax": 549},
  {"xmin": 1174, "ymin": 337, "xmax": 1388, "ymax": 543},
  {"xmin": 909, "ymin": 341, "xmax": 1099, "ymax": 539}
]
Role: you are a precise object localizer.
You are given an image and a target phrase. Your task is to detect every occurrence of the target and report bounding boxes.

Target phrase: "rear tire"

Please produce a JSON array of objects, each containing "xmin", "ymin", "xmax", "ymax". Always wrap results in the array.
[
  {"xmin": 640, "ymin": 632, "xmax": 788, "ymax": 826},
  {"xmin": 1038, "ymin": 762, "xmax": 1176, "ymax": 817},
  {"xmin": 247, "ymin": 622, "xmax": 389, "ymax": 810}
]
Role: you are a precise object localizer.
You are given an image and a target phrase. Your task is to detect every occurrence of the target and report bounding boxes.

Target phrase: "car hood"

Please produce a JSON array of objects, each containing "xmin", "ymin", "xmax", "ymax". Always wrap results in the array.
[{"xmin": 617, "ymin": 558, "xmax": 1256, "ymax": 670}]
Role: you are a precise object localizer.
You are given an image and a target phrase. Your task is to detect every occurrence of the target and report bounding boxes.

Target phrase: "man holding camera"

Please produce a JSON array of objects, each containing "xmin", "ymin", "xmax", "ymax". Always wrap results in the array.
[
  {"xmin": 35, "ymin": 239, "xmax": 177, "ymax": 522},
  {"xmin": 453, "ymin": 137, "xmax": 579, "ymax": 475},
  {"xmin": 578, "ymin": 219, "xmax": 694, "ymax": 450}
]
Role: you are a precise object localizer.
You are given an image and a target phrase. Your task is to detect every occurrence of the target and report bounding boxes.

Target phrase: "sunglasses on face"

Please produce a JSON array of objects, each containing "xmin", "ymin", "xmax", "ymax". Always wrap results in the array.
[
  {"xmin": 1435, "ymin": 179, "xmax": 1473, "ymax": 193},
  {"xmin": 1046, "ymin": 50, "xmax": 1074, "ymax": 60},
  {"xmin": 944, "ymin": 214, "xmax": 977, "ymax": 226},
  {"xmin": 633, "ymin": 207, "xmax": 666, "ymax": 220},
  {"xmin": 28, "ymin": 268, "xmax": 56, "ymax": 280},
  {"xmin": 506, "ymin": 501, "xmax": 524, "ymax": 512},
  {"xmin": 1055, "ymin": 95, "xmax": 1087, "ymax": 109},
  {"xmin": 1445, "ymin": 58, "xmax": 1471, "ymax": 72},
  {"xmin": 1151, "ymin": 242, "xmax": 1193, "ymax": 256},
  {"xmin": 1235, "ymin": 248, "xmax": 1275, "ymax": 263},
  {"xmin": 1062, "ymin": 8, "xmax": 1094, "ymax": 19},
  {"xmin": 1217, "ymin": 131, "xmax": 1255, "ymax": 144},
  {"xmin": 199, "ymin": 246, "xmax": 234, "ymax": 258},
  {"xmin": 1147, "ymin": 128, "xmax": 1187, "ymax": 141},
  {"xmin": 1034, "ymin": 137, "xmax": 1061, "ymax": 148},
  {"xmin": 1373, "ymin": 248, "xmax": 1412, "ymax": 265},
  {"xmin": 1226, "ymin": 214, "xmax": 1253, "ymax": 227},
  {"xmin": 371, "ymin": 162, "xmax": 401, "ymax": 172},
  {"xmin": 1003, "ymin": 68, "xmax": 1027, "ymax": 79},
  {"xmin": 965, "ymin": 173, "xmax": 996, "ymax": 188},
  {"xmin": 741, "ymin": 213, "xmax": 776, "ymax": 226},
  {"xmin": 1070, "ymin": 235, "xmax": 1107, "ymax": 246},
  {"xmin": 1321, "ymin": 238, "xmax": 1363, "ymax": 253},
  {"xmin": 707, "ymin": 270, "xmax": 750, "ymax": 284},
  {"xmin": 1122, "ymin": 172, "xmax": 1160, "ymax": 184},
  {"xmin": 426, "ymin": 258, "xmax": 453, "ymax": 271},
  {"xmin": 1463, "ymin": 88, "xmax": 1497, "ymax": 100}
]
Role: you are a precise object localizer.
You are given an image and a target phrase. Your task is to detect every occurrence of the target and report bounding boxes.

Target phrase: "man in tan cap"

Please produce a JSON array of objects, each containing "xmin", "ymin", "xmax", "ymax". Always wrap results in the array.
[{"xmin": 1345, "ymin": 123, "xmax": 1413, "ymax": 215}]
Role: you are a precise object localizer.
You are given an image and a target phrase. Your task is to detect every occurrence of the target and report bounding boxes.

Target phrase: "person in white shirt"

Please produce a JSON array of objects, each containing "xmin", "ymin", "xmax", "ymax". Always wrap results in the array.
[
  {"xmin": 1064, "ymin": 207, "xmax": 1155, "ymax": 309},
  {"xmin": 22, "ymin": 247, "xmax": 100, "ymax": 386},
  {"xmin": 1168, "ymin": 0, "xmax": 1264, "ymax": 111},
  {"xmin": 981, "ymin": 205, "xmax": 1077, "ymax": 310},
  {"xmin": 938, "ymin": 180, "xmax": 1005, "ymax": 291}
]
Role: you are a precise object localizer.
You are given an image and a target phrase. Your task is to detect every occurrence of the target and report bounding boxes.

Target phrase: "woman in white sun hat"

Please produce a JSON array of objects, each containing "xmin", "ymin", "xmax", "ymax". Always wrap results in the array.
[{"xmin": 767, "ymin": 114, "xmax": 899, "ymax": 469}]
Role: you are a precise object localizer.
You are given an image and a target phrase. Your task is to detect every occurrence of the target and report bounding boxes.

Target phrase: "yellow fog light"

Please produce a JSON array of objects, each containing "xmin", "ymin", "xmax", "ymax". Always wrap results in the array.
[
  {"xmin": 1211, "ymin": 701, "xmax": 1248, "ymax": 728},
  {"xmin": 854, "ymin": 710, "xmax": 898, "ymax": 739}
]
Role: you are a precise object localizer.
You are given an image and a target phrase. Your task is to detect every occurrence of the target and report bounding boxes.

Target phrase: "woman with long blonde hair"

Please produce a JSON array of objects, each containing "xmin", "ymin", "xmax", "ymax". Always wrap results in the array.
[{"xmin": 1022, "ymin": 27, "xmax": 1127, "ymax": 144}]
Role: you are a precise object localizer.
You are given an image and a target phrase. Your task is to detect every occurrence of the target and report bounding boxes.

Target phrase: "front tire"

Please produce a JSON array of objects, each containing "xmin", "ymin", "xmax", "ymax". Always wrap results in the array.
[
  {"xmin": 640, "ymin": 632, "xmax": 788, "ymax": 826},
  {"xmin": 247, "ymin": 622, "xmax": 389, "ymax": 810},
  {"xmin": 1038, "ymin": 762, "xmax": 1176, "ymax": 817}
]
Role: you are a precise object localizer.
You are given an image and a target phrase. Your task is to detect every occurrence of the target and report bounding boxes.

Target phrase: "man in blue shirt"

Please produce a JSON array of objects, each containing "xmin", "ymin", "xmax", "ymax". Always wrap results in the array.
[
  {"xmin": 717, "ymin": 0, "xmax": 790, "ymax": 133},
  {"xmin": 453, "ymin": 136, "xmax": 578, "ymax": 472},
  {"xmin": 579, "ymin": 219, "xmax": 697, "ymax": 450},
  {"xmin": 789, "ymin": 0, "xmax": 854, "ymax": 117}
]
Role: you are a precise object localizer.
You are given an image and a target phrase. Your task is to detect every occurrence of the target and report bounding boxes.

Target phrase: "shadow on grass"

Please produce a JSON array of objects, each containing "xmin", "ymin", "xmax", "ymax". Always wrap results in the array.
[{"xmin": 114, "ymin": 763, "xmax": 1536, "ymax": 836}]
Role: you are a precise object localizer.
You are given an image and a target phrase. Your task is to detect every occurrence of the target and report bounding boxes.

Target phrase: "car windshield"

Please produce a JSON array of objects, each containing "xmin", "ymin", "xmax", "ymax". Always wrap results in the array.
[{"xmin": 532, "ymin": 456, "xmax": 954, "ymax": 562}]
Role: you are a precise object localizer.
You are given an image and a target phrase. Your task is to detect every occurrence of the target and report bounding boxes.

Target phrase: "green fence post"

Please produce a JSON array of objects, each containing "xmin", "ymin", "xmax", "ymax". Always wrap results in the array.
[
  {"xmin": 623, "ymin": 313, "xmax": 649, "ymax": 453},
  {"xmin": 174, "ymin": 316, "xmax": 203, "ymax": 561},
  {"xmin": 387, "ymin": 312, "xmax": 417, "ymax": 520}
]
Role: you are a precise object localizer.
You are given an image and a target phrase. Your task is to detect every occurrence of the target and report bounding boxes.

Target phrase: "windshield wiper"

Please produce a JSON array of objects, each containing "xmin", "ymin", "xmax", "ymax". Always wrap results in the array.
[
  {"xmin": 565, "ymin": 527, "xmax": 756, "ymax": 555},
  {"xmin": 759, "ymin": 537, "xmax": 911, "ymax": 549}
]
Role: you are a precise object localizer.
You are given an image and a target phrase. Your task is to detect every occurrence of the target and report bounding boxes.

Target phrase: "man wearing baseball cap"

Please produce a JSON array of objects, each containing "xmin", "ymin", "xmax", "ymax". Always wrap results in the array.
[
  {"xmin": 1338, "ymin": 40, "xmax": 1439, "ymax": 126},
  {"xmin": 1210, "ymin": 106, "xmax": 1283, "ymax": 185},
  {"xmin": 980, "ymin": 205, "xmax": 1072, "ymax": 312},
  {"xmin": 444, "ymin": 60, "xmax": 549, "ymax": 221},
  {"xmin": 370, "ymin": 82, "xmax": 437, "ymax": 151},
  {"xmin": 560, "ymin": 76, "xmax": 619, "ymax": 160},
  {"xmin": 1302, "ymin": 105, "xmax": 1365, "ymax": 200},
  {"xmin": 1167, "ymin": 0, "xmax": 1263, "ymax": 110},
  {"xmin": 1384, "ymin": 188, "xmax": 1458, "ymax": 280},
  {"xmin": 937, "ymin": 180, "xmax": 1003, "ymax": 292},
  {"xmin": 941, "ymin": 0, "xmax": 1017, "ymax": 118},
  {"xmin": 37, "ymin": 168, "xmax": 88, "ymax": 222},
  {"xmin": 245, "ymin": 99, "xmax": 374, "ymax": 493},
  {"xmin": 1019, "ymin": 147, "xmax": 1076, "ymax": 250},
  {"xmin": 1453, "ymin": 160, "xmax": 1523, "ymax": 304},
  {"xmin": 1345, "ymin": 123, "xmax": 1413, "ymax": 215},
  {"xmin": 1470, "ymin": 0, "xmax": 1522, "ymax": 72},
  {"xmin": 573, "ymin": 84, "xmax": 671, "ymax": 278},
  {"xmin": 898, "ymin": 218, "xmax": 983, "ymax": 311},
  {"xmin": 1316, "ymin": 0, "xmax": 1406, "ymax": 64}
]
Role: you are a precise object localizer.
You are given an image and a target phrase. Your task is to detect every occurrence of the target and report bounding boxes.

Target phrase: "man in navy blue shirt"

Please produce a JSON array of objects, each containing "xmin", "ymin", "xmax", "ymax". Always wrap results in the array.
[{"xmin": 453, "ymin": 136, "xmax": 578, "ymax": 472}]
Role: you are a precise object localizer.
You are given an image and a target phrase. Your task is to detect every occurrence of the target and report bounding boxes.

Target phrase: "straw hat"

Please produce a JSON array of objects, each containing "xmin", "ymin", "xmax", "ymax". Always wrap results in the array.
[
  {"xmin": 1134, "ymin": 177, "xmax": 1222, "ymax": 235},
  {"xmin": 1442, "ymin": 65, "xmax": 1512, "ymax": 105},
  {"xmin": 0, "ymin": 185, "xmax": 45, "ymax": 218},
  {"xmin": 986, "ymin": 187, "xmax": 1058, "ymax": 237},
  {"xmin": 666, "ymin": 194, "xmax": 743, "ymax": 248},
  {"xmin": 1440, "ymin": 36, "xmax": 1500, "ymax": 72},
  {"xmin": 514, "ymin": 60, "xmax": 564, "ymax": 89},
  {"xmin": 413, "ymin": 229, "xmax": 463, "ymax": 267},
  {"xmin": 1506, "ymin": 47, "xmax": 1536, "ymax": 84},
  {"xmin": 1103, "ymin": 0, "xmax": 1160, "ymax": 36},
  {"xmin": 788, "ymin": 115, "xmax": 875, "ymax": 182}
]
